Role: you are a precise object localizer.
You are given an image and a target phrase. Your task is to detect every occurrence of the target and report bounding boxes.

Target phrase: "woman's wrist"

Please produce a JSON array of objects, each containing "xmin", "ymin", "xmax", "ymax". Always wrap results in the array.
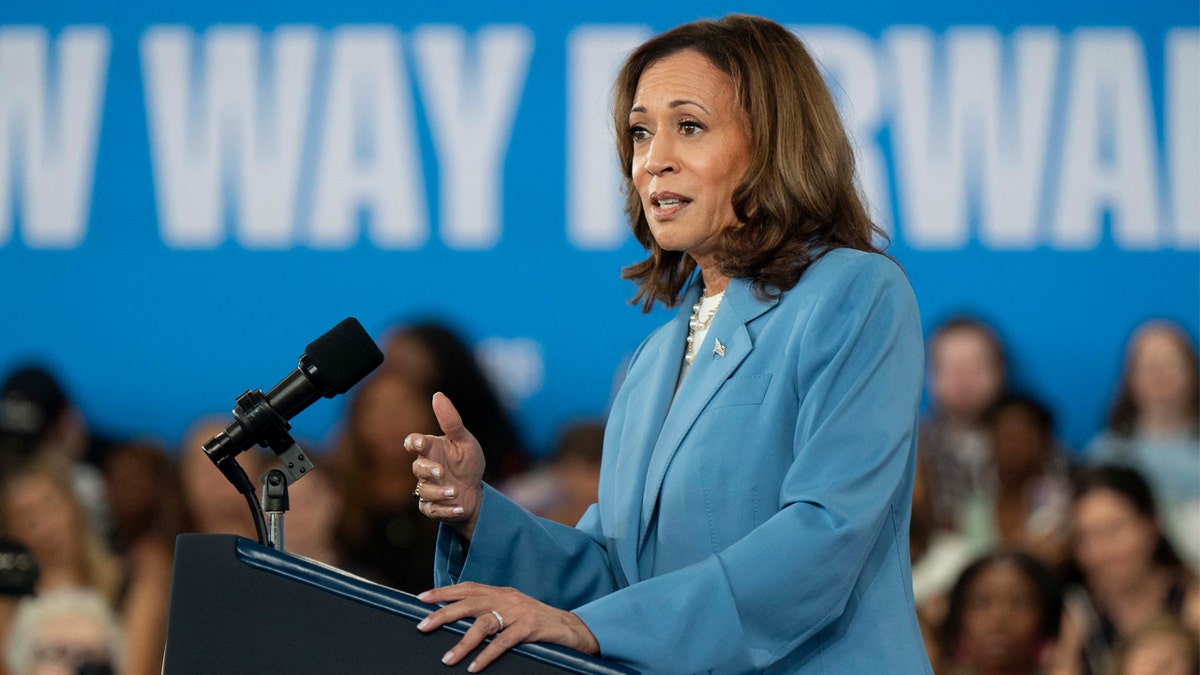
[{"xmin": 567, "ymin": 611, "xmax": 600, "ymax": 654}]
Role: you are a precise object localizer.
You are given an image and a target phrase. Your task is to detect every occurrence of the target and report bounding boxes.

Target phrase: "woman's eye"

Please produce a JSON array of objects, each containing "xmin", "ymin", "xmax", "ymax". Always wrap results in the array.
[
  {"xmin": 680, "ymin": 120, "xmax": 703, "ymax": 135},
  {"xmin": 629, "ymin": 126, "xmax": 649, "ymax": 142}
]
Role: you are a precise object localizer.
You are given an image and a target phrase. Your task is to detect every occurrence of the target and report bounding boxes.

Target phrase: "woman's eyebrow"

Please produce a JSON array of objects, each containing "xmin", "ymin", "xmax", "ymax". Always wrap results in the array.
[{"xmin": 629, "ymin": 99, "xmax": 711, "ymax": 115}]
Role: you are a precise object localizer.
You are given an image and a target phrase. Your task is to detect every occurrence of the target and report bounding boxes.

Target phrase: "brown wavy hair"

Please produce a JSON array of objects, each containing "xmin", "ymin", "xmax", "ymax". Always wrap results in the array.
[{"xmin": 615, "ymin": 15, "xmax": 887, "ymax": 311}]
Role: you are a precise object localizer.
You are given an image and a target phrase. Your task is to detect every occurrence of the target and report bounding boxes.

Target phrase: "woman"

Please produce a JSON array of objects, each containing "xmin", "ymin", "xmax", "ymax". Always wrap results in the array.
[
  {"xmin": 0, "ymin": 462, "xmax": 122, "ymax": 608},
  {"xmin": 333, "ymin": 370, "xmax": 442, "ymax": 591},
  {"xmin": 941, "ymin": 551, "xmax": 1062, "ymax": 675},
  {"xmin": 406, "ymin": 15, "xmax": 927, "ymax": 673},
  {"xmin": 919, "ymin": 316, "xmax": 1009, "ymax": 533},
  {"xmin": 1086, "ymin": 320, "xmax": 1200, "ymax": 568},
  {"xmin": 958, "ymin": 393, "xmax": 1071, "ymax": 570},
  {"xmin": 1052, "ymin": 466, "xmax": 1200, "ymax": 675}
]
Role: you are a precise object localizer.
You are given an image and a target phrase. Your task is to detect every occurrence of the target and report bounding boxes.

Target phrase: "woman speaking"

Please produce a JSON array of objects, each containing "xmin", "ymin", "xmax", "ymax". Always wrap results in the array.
[{"xmin": 405, "ymin": 14, "xmax": 930, "ymax": 674}]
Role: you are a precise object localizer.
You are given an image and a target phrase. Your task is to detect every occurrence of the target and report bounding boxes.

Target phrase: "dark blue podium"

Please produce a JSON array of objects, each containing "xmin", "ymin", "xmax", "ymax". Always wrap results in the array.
[{"xmin": 163, "ymin": 534, "xmax": 636, "ymax": 674}]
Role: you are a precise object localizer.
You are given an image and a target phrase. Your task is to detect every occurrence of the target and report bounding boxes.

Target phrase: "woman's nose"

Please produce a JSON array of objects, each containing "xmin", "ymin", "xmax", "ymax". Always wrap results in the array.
[{"xmin": 643, "ymin": 135, "xmax": 677, "ymax": 176}]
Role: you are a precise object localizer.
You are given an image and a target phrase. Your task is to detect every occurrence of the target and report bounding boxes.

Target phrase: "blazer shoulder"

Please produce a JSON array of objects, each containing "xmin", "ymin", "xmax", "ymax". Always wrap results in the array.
[{"xmin": 807, "ymin": 248, "xmax": 908, "ymax": 285}]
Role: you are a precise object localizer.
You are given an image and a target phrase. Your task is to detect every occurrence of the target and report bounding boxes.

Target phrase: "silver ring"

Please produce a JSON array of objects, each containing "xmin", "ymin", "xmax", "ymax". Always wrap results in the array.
[
  {"xmin": 413, "ymin": 482, "xmax": 425, "ymax": 503},
  {"xmin": 490, "ymin": 609, "xmax": 505, "ymax": 632}
]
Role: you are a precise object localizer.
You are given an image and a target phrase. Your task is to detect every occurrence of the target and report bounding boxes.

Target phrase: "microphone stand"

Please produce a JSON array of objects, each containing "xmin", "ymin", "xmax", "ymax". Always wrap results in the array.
[
  {"xmin": 260, "ymin": 469, "xmax": 290, "ymax": 551},
  {"xmin": 204, "ymin": 389, "xmax": 317, "ymax": 548}
]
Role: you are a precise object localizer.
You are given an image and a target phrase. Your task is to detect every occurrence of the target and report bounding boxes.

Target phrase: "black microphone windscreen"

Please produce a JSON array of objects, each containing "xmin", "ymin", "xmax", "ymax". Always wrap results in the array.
[{"xmin": 304, "ymin": 318, "xmax": 384, "ymax": 395}]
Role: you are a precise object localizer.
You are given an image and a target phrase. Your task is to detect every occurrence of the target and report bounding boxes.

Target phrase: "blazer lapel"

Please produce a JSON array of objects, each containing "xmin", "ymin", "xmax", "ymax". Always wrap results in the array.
[
  {"xmin": 637, "ymin": 279, "xmax": 778, "ymax": 553},
  {"xmin": 607, "ymin": 287, "xmax": 695, "ymax": 585}
]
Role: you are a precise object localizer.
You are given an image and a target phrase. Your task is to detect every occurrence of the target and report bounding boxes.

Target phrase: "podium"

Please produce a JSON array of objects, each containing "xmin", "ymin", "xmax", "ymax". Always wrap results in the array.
[{"xmin": 163, "ymin": 534, "xmax": 636, "ymax": 674}]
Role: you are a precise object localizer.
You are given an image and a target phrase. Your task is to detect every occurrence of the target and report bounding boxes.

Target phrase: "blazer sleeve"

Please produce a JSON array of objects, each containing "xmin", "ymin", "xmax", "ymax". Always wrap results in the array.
[
  {"xmin": 433, "ymin": 484, "xmax": 621, "ymax": 609},
  {"xmin": 572, "ymin": 256, "xmax": 924, "ymax": 672}
]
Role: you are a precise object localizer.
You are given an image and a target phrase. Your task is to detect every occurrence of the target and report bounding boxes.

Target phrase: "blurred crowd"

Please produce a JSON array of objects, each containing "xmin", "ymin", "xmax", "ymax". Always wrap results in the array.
[{"xmin": 0, "ymin": 316, "xmax": 1194, "ymax": 675}]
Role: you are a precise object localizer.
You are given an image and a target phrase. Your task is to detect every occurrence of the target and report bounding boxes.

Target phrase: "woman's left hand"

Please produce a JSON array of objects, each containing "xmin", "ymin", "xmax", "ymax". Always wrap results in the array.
[{"xmin": 415, "ymin": 582, "xmax": 600, "ymax": 672}]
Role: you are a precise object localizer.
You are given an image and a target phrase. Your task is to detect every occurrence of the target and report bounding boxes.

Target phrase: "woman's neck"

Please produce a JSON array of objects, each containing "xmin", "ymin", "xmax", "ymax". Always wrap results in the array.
[
  {"xmin": 697, "ymin": 265, "xmax": 730, "ymax": 296},
  {"xmin": 1137, "ymin": 404, "xmax": 1193, "ymax": 437},
  {"xmin": 1095, "ymin": 566, "xmax": 1174, "ymax": 634}
]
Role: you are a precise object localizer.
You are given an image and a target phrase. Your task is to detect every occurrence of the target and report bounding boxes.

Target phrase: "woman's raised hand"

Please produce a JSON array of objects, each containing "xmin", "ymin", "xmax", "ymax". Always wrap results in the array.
[{"xmin": 404, "ymin": 392, "xmax": 486, "ymax": 541}]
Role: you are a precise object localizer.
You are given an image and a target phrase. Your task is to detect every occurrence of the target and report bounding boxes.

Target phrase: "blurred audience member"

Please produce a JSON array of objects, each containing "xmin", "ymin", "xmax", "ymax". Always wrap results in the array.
[
  {"xmin": 1053, "ymin": 466, "xmax": 1200, "ymax": 675},
  {"xmin": 959, "ymin": 393, "xmax": 1071, "ymax": 570},
  {"xmin": 942, "ymin": 551, "xmax": 1062, "ymax": 675},
  {"xmin": 1112, "ymin": 614, "xmax": 1200, "ymax": 675},
  {"xmin": 921, "ymin": 317, "xmax": 1009, "ymax": 532},
  {"xmin": 383, "ymin": 322, "xmax": 530, "ymax": 483},
  {"xmin": 0, "ymin": 366, "xmax": 111, "ymax": 540},
  {"xmin": 330, "ymin": 322, "xmax": 532, "ymax": 591},
  {"xmin": 332, "ymin": 371, "xmax": 441, "ymax": 592},
  {"xmin": 1086, "ymin": 321, "xmax": 1200, "ymax": 569},
  {"xmin": 102, "ymin": 441, "xmax": 185, "ymax": 675},
  {"xmin": 4, "ymin": 589, "xmax": 121, "ymax": 675},
  {"xmin": 501, "ymin": 421, "xmax": 604, "ymax": 527},
  {"xmin": 911, "ymin": 453, "xmax": 976, "ymax": 631},
  {"xmin": 178, "ymin": 416, "xmax": 269, "ymax": 540},
  {"xmin": 0, "ymin": 463, "xmax": 121, "ymax": 608}
]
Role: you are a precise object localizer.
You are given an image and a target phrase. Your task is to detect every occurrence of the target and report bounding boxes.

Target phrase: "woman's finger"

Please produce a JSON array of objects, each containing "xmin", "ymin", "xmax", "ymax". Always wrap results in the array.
[
  {"xmin": 414, "ymin": 482, "xmax": 458, "ymax": 503},
  {"xmin": 419, "ymin": 501, "xmax": 467, "ymax": 520},
  {"xmin": 441, "ymin": 610, "xmax": 504, "ymax": 668},
  {"xmin": 432, "ymin": 392, "xmax": 479, "ymax": 446},
  {"xmin": 410, "ymin": 457, "xmax": 446, "ymax": 483},
  {"xmin": 403, "ymin": 433, "xmax": 438, "ymax": 457},
  {"xmin": 468, "ymin": 624, "xmax": 524, "ymax": 673}
]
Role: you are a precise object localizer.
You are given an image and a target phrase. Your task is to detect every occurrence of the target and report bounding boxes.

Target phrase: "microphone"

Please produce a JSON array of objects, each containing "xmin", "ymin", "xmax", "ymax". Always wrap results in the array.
[{"xmin": 202, "ymin": 317, "xmax": 383, "ymax": 487}]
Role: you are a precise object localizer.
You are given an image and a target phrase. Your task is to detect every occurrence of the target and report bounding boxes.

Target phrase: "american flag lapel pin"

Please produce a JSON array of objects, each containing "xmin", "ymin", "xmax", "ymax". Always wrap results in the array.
[{"xmin": 713, "ymin": 338, "xmax": 726, "ymax": 358}]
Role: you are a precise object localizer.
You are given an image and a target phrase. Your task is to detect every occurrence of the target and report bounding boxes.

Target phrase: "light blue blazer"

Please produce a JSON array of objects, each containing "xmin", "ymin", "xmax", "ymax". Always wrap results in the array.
[{"xmin": 435, "ymin": 249, "xmax": 932, "ymax": 674}]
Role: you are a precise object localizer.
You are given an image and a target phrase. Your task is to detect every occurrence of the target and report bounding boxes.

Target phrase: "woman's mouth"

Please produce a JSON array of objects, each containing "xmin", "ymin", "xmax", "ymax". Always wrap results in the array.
[{"xmin": 650, "ymin": 192, "xmax": 691, "ymax": 218}]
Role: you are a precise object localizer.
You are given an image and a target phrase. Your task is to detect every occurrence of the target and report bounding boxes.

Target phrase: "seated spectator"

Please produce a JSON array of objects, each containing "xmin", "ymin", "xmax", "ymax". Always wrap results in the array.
[
  {"xmin": 332, "ymin": 371, "xmax": 442, "ymax": 592},
  {"xmin": 0, "ymin": 366, "xmax": 112, "ymax": 541},
  {"xmin": 1086, "ymin": 320, "xmax": 1200, "ymax": 570},
  {"xmin": 501, "ymin": 420, "xmax": 604, "ymax": 527},
  {"xmin": 920, "ymin": 316, "xmax": 1009, "ymax": 532},
  {"xmin": 1053, "ymin": 466, "xmax": 1200, "ymax": 675},
  {"xmin": 178, "ymin": 416, "xmax": 270, "ymax": 540},
  {"xmin": 1111, "ymin": 615, "xmax": 1199, "ymax": 675},
  {"xmin": 942, "ymin": 551, "xmax": 1062, "ymax": 675},
  {"xmin": 332, "ymin": 322, "xmax": 532, "ymax": 591},
  {"xmin": 0, "ymin": 462, "xmax": 122, "ymax": 608},
  {"xmin": 4, "ymin": 589, "xmax": 122, "ymax": 675},
  {"xmin": 959, "ymin": 393, "xmax": 1071, "ymax": 570}
]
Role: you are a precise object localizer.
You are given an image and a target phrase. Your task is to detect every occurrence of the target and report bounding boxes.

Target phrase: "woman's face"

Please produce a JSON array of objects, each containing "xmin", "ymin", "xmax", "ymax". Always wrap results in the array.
[
  {"xmin": 1072, "ymin": 489, "xmax": 1159, "ymax": 591},
  {"xmin": 629, "ymin": 50, "xmax": 751, "ymax": 270},
  {"xmin": 958, "ymin": 560, "xmax": 1044, "ymax": 672},
  {"xmin": 930, "ymin": 328, "xmax": 1004, "ymax": 423},
  {"xmin": 991, "ymin": 405, "xmax": 1048, "ymax": 483},
  {"xmin": 3, "ymin": 474, "xmax": 77, "ymax": 565},
  {"xmin": 358, "ymin": 374, "xmax": 436, "ymax": 467},
  {"xmin": 1128, "ymin": 326, "xmax": 1194, "ymax": 412}
]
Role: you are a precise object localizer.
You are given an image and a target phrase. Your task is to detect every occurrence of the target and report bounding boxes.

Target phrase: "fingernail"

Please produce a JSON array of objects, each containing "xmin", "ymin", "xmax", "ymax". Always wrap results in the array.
[
  {"xmin": 444, "ymin": 487, "xmax": 456, "ymax": 498},
  {"xmin": 453, "ymin": 506, "xmax": 464, "ymax": 515},
  {"xmin": 432, "ymin": 466, "xmax": 442, "ymax": 479},
  {"xmin": 468, "ymin": 661, "xmax": 479, "ymax": 673},
  {"xmin": 417, "ymin": 591, "xmax": 431, "ymax": 601},
  {"xmin": 413, "ymin": 437, "xmax": 424, "ymax": 451},
  {"xmin": 442, "ymin": 651, "xmax": 454, "ymax": 665},
  {"xmin": 416, "ymin": 619, "xmax": 429, "ymax": 630}
]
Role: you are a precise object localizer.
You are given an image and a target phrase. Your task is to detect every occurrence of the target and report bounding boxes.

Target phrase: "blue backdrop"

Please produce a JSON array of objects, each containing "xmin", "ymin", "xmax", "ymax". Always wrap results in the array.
[{"xmin": 2, "ymin": 0, "xmax": 1197, "ymax": 456}]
